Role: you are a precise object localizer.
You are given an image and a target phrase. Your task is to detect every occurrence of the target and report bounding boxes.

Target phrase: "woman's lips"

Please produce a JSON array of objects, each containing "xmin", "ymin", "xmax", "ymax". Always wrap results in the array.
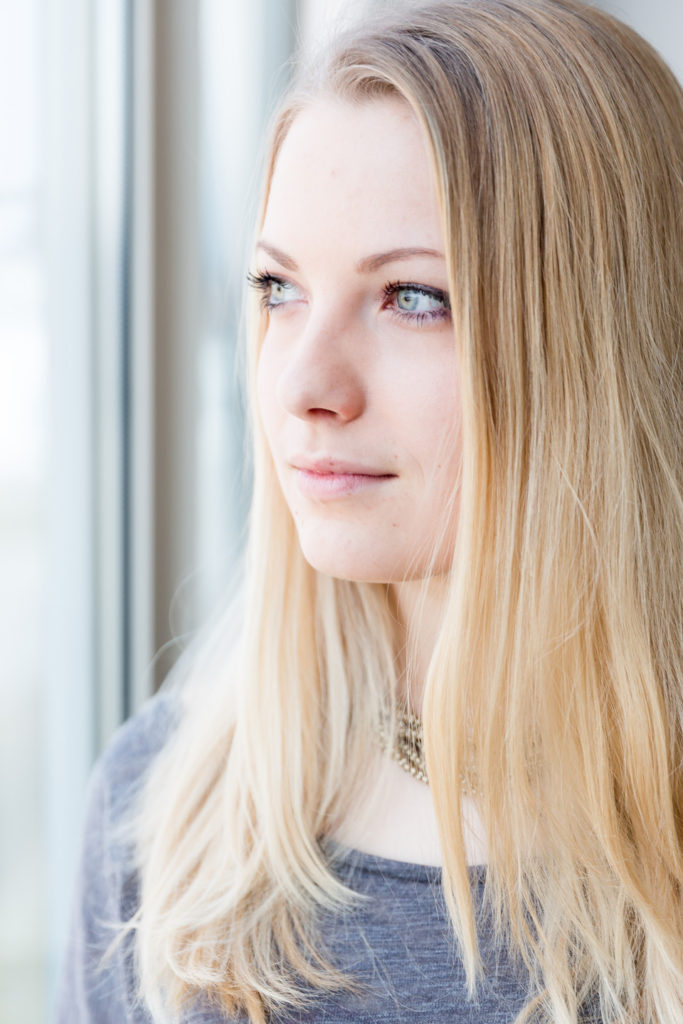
[{"xmin": 291, "ymin": 460, "xmax": 396, "ymax": 499}]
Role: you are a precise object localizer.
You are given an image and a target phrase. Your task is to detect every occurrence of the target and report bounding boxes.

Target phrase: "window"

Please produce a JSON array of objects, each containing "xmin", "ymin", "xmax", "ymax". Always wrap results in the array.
[{"xmin": 2, "ymin": 1, "xmax": 675, "ymax": 1021}]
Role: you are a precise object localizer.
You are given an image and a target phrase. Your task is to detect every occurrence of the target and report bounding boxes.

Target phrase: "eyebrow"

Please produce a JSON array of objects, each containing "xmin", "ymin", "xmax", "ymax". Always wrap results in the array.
[{"xmin": 255, "ymin": 240, "xmax": 445, "ymax": 273}]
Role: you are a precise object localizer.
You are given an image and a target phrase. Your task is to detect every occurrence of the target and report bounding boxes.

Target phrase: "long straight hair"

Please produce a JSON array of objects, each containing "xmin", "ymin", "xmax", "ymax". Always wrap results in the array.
[{"xmin": 131, "ymin": 2, "xmax": 683, "ymax": 1021}]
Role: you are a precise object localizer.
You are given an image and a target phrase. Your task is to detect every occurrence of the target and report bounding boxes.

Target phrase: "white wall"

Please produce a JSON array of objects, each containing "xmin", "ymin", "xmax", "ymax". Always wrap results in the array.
[
  {"xmin": 598, "ymin": 0, "xmax": 683, "ymax": 86},
  {"xmin": 299, "ymin": 0, "xmax": 682, "ymax": 87}
]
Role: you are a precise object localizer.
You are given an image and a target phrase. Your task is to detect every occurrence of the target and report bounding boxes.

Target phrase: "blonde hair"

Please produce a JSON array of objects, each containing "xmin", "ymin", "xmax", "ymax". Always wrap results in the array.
[{"xmin": 131, "ymin": 2, "xmax": 683, "ymax": 1021}]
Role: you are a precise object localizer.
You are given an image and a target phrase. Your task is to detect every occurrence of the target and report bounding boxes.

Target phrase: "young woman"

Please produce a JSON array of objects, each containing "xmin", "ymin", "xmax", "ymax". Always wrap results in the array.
[{"xmin": 57, "ymin": 1, "xmax": 683, "ymax": 1021}]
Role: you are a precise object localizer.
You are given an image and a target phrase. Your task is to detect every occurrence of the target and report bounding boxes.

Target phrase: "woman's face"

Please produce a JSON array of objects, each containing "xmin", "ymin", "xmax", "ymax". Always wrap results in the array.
[{"xmin": 256, "ymin": 97, "xmax": 461, "ymax": 583}]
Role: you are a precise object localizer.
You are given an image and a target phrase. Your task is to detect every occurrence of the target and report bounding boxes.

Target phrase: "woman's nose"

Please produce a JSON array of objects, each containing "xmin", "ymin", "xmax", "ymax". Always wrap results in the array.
[{"xmin": 275, "ymin": 309, "xmax": 366, "ymax": 423}]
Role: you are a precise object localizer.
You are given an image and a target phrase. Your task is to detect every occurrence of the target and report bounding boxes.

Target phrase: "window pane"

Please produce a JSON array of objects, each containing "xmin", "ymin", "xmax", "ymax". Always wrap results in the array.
[{"xmin": 0, "ymin": 1, "xmax": 47, "ymax": 1019}]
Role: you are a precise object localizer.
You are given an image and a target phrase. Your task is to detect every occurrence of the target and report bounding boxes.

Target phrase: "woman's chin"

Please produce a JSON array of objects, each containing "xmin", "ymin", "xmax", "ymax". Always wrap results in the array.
[{"xmin": 296, "ymin": 534, "xmax": 400, "ymax": 585}]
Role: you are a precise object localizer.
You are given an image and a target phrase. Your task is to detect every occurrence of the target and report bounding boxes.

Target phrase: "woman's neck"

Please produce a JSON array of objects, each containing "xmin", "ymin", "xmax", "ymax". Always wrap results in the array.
[
  {"xmin": 330, "ymin": 575, "xmax": 488, "ymax": 868},
  {"xmin": 391, "ymin": 576, "xmax": 449, "ymax": 714}
]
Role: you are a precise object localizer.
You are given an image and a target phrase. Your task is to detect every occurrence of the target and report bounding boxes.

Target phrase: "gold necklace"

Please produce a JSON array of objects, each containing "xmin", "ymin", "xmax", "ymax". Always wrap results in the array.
[
  {"xmin": 379, "ymin": 706, "xmax": 428, "ymax": 783},
  {"xmin": 379, "ymin": 706, "xmax": 478, "ymax": 793}
]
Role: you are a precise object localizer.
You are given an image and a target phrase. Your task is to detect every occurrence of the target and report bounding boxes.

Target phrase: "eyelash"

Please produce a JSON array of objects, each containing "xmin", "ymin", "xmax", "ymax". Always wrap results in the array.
[{"xmin": 246, "ymin": 270, "xmax": 451, "ymax": 325}]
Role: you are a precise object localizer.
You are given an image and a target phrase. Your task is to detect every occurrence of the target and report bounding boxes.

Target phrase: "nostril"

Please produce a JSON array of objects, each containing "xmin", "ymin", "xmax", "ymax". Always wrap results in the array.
[
  {"xmin": 308, "ymin": 407, "xmax": 345, "ymax": 418},
  {"xmin": 277, "ymin": 362, "xmax": 366, "ymax": 423}
]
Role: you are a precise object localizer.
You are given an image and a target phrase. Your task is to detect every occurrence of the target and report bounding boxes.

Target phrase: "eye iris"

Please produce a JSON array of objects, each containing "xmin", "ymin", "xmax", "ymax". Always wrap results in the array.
[
  {"xmin": 397, "ymin": 289, "xmax": 420, "ymax": 312},
  {"xmin": 271, "ymin": 280, "xmax": 288, "ymax": 303}
]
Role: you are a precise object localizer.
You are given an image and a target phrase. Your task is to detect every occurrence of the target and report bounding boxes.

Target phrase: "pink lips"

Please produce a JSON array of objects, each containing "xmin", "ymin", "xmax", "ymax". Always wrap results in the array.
[{"xmin": 291, "ymin": 457, "xmax": 396, "ymax": 499}]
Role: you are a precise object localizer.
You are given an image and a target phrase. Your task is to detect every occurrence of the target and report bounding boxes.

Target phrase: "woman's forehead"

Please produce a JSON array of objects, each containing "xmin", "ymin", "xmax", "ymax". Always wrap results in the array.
[{"xmin": 262, "ymin": 97, "xmax": 445, "ymax": 260}]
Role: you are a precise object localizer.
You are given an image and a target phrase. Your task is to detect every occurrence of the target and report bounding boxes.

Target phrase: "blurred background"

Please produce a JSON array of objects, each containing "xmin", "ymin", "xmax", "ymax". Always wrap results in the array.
[{"xmin": 0, "ymin": 0, "xmax": 680, "ymax": 1020}]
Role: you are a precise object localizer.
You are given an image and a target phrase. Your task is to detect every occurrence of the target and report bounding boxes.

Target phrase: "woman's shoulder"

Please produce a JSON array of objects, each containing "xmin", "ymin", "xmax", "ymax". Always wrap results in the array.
[
  {"xmin": 93, "ymin": 688, "xmax": 181, "ymax": 817},
  {"xmin": 69, "ymin": 688, "xmax": 183, "ymax": 895}
]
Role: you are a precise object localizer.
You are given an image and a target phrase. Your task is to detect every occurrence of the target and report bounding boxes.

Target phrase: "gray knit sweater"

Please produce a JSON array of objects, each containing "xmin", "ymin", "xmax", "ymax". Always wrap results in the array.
[{"xmin": 54, "ymin": 693, "xmax": 596, "ymax": 1023}]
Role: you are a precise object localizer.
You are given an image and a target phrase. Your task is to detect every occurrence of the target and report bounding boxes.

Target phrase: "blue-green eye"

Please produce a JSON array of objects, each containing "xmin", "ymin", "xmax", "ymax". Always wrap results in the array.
[
  {"xmin": 384, "ymin": 282, "xmax": 451, "ymax": 323},
  {"xmin": 247, "ymin": 271, "xmax": 301, "ymax": 311},
  {"xmin": 268, "ymin": 279, "xmax": 294, "ymax": 305}
]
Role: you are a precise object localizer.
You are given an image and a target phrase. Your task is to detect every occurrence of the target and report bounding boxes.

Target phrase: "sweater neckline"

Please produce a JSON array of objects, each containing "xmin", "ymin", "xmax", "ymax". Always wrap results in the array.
[{"xmin": 324, "ymin": 838, "xmax": 487, "ymax": 883}]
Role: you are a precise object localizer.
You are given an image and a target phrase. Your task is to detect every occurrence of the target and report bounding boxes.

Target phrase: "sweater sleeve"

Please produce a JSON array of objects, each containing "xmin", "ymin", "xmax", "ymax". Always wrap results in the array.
[
  {"xmin": 54, "ymin": 694, "xmax": 177, "ymax": 1024},
  {"xmin": 54, "ymin": 760, "xmax": 145, "ymax": 1022}
]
